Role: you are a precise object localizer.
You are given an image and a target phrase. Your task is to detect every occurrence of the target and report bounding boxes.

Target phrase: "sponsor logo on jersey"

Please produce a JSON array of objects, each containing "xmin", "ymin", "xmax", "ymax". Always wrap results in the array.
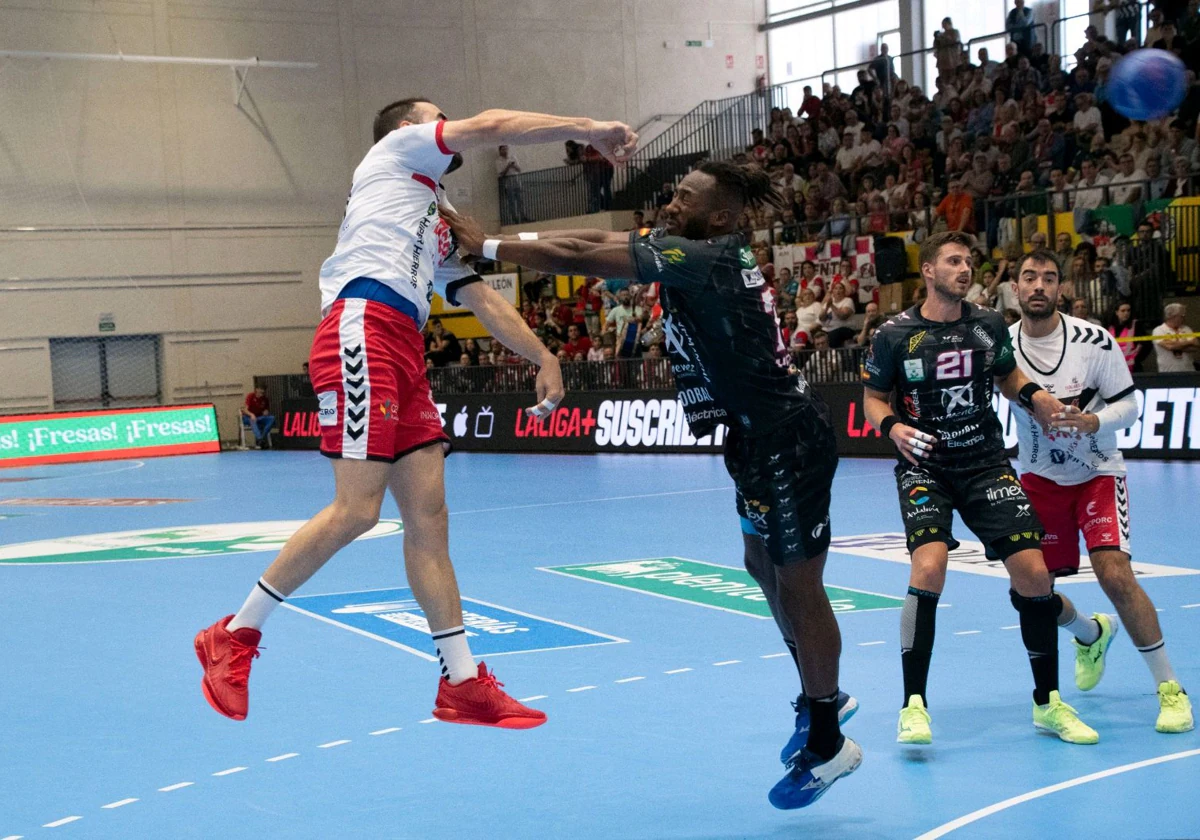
[
  {"xmin": 908, "ymin": 331, "xmax": 927, "ymax": 354},
  {"xmin": 986, "ymin": 483, "xmax": 1025, "ymax": 502},
  {"xmin": 908, "ymin": 486, "xmax": 930, "ymax": 505},
  {"xmin": 905, "ymin": 504, "xmax": 939, "ymax": 519},
  {"xmin": 317, "ymin": 391, "xmax": 338, "ymax": 426},
  {"xmin": 940, "ymin": 384, "xmax": 975, "ymax": 416},
  {"xmin": 1051, "ymin": 450, "xmax": 1067, "ymax": 464},
  {"xmin": 904, "ymin": 393, "xmax": 921, "ymax": 418},
  {"xmin": 426, "ymin": 201, "xmax": 437, "ymax": 216},
  {"xmin": 904, "ymin": 359, "xmax": 925, "ymax": 382},
  {"xmin": 972, "ymin": 324, "xmax": 995, "ymax": 348},
  {"xmin": 739, "ymin": 247, "xmax": 757, "ymax": 269},
  {"xmin": 1016, "ymin": 503, "xmax": 1032, "ymax": 517},
  {"xmin": 379, "ymin": 400, "xmax": 399, "ymax": 422},
  {"xmin": 661, "ymin": 247, "xmax": 686, "ymax": 265},
  {"xmin": 741, "ymin": 268, "xmax": 766, "ymax": 288}
]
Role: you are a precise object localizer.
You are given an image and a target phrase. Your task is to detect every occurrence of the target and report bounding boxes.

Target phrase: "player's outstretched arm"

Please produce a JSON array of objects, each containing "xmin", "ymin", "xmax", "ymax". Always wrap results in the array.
[
  {"xmin": 455, "ymin": 282, "xmax": 564, "ymax": 418},
  {"xmin": 442, "ymin": 206, "xmax": 635, "ymax": 279},
  {"xmin": 863, "ymin": 386, "xmax": 936, "ymax": 467},
  {"xmin": 441, "ymin": 111, "xmax": 637, "ymax": 163}
]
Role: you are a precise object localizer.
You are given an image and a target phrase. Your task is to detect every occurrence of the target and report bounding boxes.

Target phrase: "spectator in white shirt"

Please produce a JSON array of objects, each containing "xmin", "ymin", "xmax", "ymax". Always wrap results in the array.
[
  {"xmin": 1073, "ymin": 157, "xmax": 1110, "ymax": 211},
  {"xmin": 1109, "ymin": 152, "xmax": 1145, "ymax": 205},
  {"xmin": 1073, "ymin": 93, "xmax": 1102, "ymax": 136},
  {"xmin": 1153, "ymin": 303, "xmax": 1198, "ymax": 372},
  {"xmin": 495, "ymin": 145, "xmax": 529, "ymax": 223}
]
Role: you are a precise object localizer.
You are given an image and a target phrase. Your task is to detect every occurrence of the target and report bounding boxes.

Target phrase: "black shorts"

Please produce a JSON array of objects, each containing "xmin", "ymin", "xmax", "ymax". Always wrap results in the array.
[
  {"xmin": 725, "ymin": 406, "xmax": 838, "ymax": 566},
  {"xmin": 895, "ymin": 461, "xmax": 1044, "ymax": 560}
]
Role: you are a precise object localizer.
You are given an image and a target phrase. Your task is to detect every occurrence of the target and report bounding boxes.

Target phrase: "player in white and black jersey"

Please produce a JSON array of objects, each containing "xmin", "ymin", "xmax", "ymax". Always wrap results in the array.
[{"xmin": 1011, "ymin": 249, "xmax": 1193, "ymax": 733}]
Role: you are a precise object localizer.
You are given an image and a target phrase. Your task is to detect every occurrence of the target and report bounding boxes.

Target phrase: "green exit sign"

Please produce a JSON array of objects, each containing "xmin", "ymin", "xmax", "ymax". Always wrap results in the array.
[{"xmin": 684, "ymin": 39, "xmax": 704, "ymax": 47}]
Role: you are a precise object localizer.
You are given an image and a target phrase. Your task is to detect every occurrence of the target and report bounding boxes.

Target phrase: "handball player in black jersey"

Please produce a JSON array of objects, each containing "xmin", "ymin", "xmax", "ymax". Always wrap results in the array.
[
  {"xmin": 441, "ymin": 161, "xmax": 859, "ymax": 809},
  {"xmin": 861, "ymin": 231, "xmax": 1099, "ymax": 746}
]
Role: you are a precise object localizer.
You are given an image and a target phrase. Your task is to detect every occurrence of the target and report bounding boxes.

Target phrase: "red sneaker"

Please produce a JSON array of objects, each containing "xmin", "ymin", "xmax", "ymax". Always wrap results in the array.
[
  {"xmin": 433, "ymin": 662, "xmax": 547, "ymax": 729},
  {"xmin": 194, "ymin": 615, "xmax": 261, "ymax": 721}
]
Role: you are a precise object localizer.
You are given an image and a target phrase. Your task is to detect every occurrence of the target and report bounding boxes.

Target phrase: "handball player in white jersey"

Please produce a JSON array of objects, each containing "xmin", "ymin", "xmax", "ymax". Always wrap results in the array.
[
  {"xmin": 1011, "ymin": 249, "xmax": 1193, "ymax": 733},
  {"xmin": 195, "ymin": 98, "xmax": 637, "ymax": 726}
]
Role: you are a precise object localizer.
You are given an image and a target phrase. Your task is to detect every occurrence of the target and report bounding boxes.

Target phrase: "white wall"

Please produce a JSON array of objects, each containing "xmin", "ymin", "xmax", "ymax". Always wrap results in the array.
[{"xmin": 0, "ymin": 0, "xmax": 765, "ymax": 437}]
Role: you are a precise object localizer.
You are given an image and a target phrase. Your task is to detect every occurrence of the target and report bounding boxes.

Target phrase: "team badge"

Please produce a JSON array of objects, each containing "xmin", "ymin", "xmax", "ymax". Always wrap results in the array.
[{"xmin": 904, "ymin": 359, "xmax": 925, "ymax": 382}]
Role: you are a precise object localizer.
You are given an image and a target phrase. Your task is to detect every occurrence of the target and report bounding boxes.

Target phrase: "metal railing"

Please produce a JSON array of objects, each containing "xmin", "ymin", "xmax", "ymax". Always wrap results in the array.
[
  {"xmin": 497, "ymin": 87, "xmax": 786, "ymax": 225},
  {"xmin": 819, "ymin": 46, "xmax": 935, "ymax": 93},
  {"xmin": 426, "ymin": 349, "xmax": 868, "ymax": 396},
  {"xmin": 965, "ymin": 23, "xmax": 1050, "ymax": 59},
  {"xmin": 1052, "ymin": 2, "xmax": 1150, "ymax": 68}
]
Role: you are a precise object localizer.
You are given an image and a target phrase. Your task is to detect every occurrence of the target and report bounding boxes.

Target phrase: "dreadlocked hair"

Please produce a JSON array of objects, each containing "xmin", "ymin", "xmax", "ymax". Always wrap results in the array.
[{"xmin": 697, "ymin": 160, "xmax": 786, "ymax": 213}]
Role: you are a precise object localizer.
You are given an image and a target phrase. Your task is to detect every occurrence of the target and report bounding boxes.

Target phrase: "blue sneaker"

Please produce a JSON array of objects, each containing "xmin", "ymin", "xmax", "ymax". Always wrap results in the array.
[
  {"xmin": 780, "ymin": 691, "xmax": 859, "ymax": 764},
  {"xmin": 768, "ymin": 736, "xmax": 863, "ymax": 810}
]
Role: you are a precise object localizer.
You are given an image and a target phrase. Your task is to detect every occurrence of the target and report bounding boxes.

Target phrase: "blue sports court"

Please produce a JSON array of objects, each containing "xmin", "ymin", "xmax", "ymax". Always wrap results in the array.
[{"xmin": 2, "ymin": 450, "xmax": 1197, "ymax": 839}]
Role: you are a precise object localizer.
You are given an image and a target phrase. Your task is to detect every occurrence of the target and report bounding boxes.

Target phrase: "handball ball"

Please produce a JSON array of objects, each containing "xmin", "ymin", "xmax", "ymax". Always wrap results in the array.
[{"xmin": 1108, "ymin": 49, "xmax": 1187, "ymax": 121}]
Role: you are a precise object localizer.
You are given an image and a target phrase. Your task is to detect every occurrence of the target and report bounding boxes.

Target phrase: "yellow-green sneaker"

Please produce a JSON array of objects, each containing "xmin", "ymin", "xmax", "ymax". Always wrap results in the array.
[
  {"xmin": 1074, "ymin": 613, "xmax": 1119, "ymax": 692},
  {"xmin": 1033, "ymin": 690, "xmax": 1099, "ymax": 744},
  {"xmin": 1156, "ymin": 681, "xmax": 1194, "ymax": 734},
  {"xmin": 897, "ymin": 694, "xmax": 932, "ymax": 744}
]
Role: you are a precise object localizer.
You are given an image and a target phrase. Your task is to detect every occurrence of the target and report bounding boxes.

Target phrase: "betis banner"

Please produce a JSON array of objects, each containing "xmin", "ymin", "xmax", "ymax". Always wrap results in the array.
[{"xmin": 0, "ymin": 404, "xmax": 220, "ymax": 468}]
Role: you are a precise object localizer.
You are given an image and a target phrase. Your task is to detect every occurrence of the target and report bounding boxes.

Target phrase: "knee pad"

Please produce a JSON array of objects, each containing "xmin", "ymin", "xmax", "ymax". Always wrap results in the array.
[{"xmin": 1010, "ymin": 588, "xmax": 1060, "ymax": 614}]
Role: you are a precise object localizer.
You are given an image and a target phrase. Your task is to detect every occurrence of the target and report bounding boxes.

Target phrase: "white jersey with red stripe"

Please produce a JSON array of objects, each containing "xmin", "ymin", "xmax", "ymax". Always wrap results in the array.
[
  {"xmin": 318, "ymin": 120, "xmax": 474, "ymax": 324},
  {"xmin": 1009, "ymin": 313, "xmax": 1136, "ymax": 485}
]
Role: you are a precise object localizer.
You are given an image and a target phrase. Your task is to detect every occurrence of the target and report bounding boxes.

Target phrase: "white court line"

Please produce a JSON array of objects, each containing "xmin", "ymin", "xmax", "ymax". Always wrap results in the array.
[
  {"xmin": 567, "ymin": 685, "xmax": 596, "ymax": 693},
  {"xmin": 318, "ymin": 740, "xmax": 349, "ymax": 749},
  {"xmin": 914, "ymin": 748, "xmax": 1200, "ymax": 839},
  {"xmin": 858, "ymin": 641, "xmax": 886, "ymax": 646},
  {"xmin": 369, "ymin": 727, "xmax": 401, "ymax": 736},
  {"xmin": 615, "ymin": 676, "xmax": 645, "ymax": 683},
  {"xmin": 760, "ymin": 652, "xmax": 790, "ymax": 659},
  {"xmin": 212, "ymin": 767, "xmax": 246, "ymax": 777},
  {"xmin": 1183, "ymin": 603, "xmax": 1200, "ymax": 609},
  {"xmin": 953, "ymin": 630, "xmax": 982, "ymax": 636},
  {"xmin": 101, "ymin": 799, "xmax": 137, "ymax": 809},
  {"xmin": 665, "ymin": 668, "xmax": 693, "ymax": 674},
  {"xmin": 419, "ymin": 718, "xmax": 438, "ymax": 724},
  {"xmin": 1, "ymin": 834, "xmax": 24, "ymax": 839},
  {"xmin": 518, "ymin": 695, "xmax": 547, "ymax": 702},
  {"xmin": 1001, "ymin": 625, "xmax": 1021, "ymax": 630},
  {"xmin": 42, "ymin": 817, "xmax": 81, "ymax": 828},
  {"xmin": 266, "ymin": 753, "xmax": 299, "ymax": 762},
  {"xmin": 158, "ymin": 782, "xmax": 193, "ymax": 792}
]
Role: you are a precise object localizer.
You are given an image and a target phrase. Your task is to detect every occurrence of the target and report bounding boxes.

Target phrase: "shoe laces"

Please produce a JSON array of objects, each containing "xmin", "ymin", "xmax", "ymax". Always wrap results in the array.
[
  {"xmin": 227, "ymin": 639, "xmax": 261, "ymax": 689},
  {"xmin": 1160, "ymin": 685, "xmax": 1186, "ymax": 709},
  {"xmin": 475, "ymin": 668, "xmax": 504, "ymax": 693}
]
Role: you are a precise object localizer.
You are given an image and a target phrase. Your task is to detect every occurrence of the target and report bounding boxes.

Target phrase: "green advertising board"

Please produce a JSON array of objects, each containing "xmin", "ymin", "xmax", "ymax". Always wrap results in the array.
[
  {"xmin": 0, "ymin": 404, "xmax": 220, "ymax": 468},
  {"xmin": 541, "ymin": 558, "xmax": 903, "ymax": 617}
]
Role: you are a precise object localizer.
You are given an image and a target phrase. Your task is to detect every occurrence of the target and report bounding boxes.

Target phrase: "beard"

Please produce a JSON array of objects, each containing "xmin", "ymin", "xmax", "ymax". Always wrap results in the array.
[
  {"xmin": 1020, "ymin": 297, "xmax": 1056, "ymax": 320},
  {"xmin": 680, "ymin": 214, "xmax": 709, "ymax": 240}
]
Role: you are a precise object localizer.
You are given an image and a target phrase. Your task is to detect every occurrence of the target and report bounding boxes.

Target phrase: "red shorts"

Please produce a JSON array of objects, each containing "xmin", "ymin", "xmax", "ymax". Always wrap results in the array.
[
  {"xmin": 1020, "ymin": 472, "xmax": 1131, "ymax": 576},
  {"xmin": 308, "ymin": 298, "xmax": 448, "ymax": 462}
]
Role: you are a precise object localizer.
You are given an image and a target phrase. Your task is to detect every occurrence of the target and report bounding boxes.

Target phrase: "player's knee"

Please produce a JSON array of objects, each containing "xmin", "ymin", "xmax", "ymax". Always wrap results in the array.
[
  {"xmin": 331, "ymin": 502, "xmax": 380, "ymax": 539},
  {"xmin": 1095, "ymin": 558, "xmax": 1138, "ymax": 604}
]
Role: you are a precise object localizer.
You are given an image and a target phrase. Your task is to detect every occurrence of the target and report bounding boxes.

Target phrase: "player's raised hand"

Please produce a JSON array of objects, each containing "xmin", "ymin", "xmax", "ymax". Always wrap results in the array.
[
  {"xmin": 527, "ymin": 356, "xmax": 565, "ymax": 419},
  {"xmin": 438, "ymin": 205, "xmax": 487, "ymax": 257},
  {"xmin": 889, "ymin": 423, "xmax": 938, "ymax": 467},
  {"xmin": 587, "ymin": 120, "xmax": 639, "ymax": 164}
]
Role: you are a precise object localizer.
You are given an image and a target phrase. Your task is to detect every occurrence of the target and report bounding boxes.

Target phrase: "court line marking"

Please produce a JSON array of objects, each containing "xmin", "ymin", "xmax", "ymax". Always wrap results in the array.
[
  {"xmin": 1001, "ymin": 625, "xmax": 1021, "ymax": 630},
  {"xmin": 615, "ymin": 676, "xmax": 645, "ymax": 683},
  {"xmin": 279, "ymin": 603, "xmax": 440, "ymax": 662},
  {"xmin": 857, "ymin": 640, "xmax": 886, "ymax": 646},
  {"xmin": 318, "ymin": 740, "xmax": 349, "ymax": 749},
  {"xmin": 713, "ymin": 660, "xmax": 741, "ymax": 666},
  {"xmin": 519, "ymin": 695, "xmax": 548, "ymax": 702},
  {"xmin": 1, "ymin": 834, "xmax": 23, "ymax": 839},
  {"xmin": 266, "ymin": 753, "xmax": 299, "ymax": 762},
  {"xmin": 1183, "ymin": 603, "xmax": 1200, "ymax": 609},
  {"xmin": 42, "ymin": 817, "xmax": 81, "ymax": 828},
  {"xmin": 760, "ymin": 652, "xmax": 790, "ymax": 659},
  {"xmin": 914, "ymin": 748, "xmax": 1200, "ymax": 839},
  {"xmin": 665, "ymin": 668, "xmax": 693, "ymax": 674},
  {"xmin": 444, "ymin": 468, "xmax": 892, "ymax": 518},
  {"xmin": 100, "ymin": 799, "xmax": 137, "ymax": 810},
  {"xmin": 157, "ymin": 782, "xmax": 192, "ymax": 792},
  {"xmin": 567, "ymin": 685, "xmax": 596, "ymax": 693},
  {"xmin": 369, "ymin": 727, "xmax": 401, "ymax": 736},
  {"xmin": 953, "ymin": 630, "xmax": 982, "ymax": 636},
  {"xmin": 537, "ymin": 565, "xmax": 774, "ymax": 620},
  {"xmin": 212, "ymin": 767, "xmax": 246, "ymax": 777},
  {"xmin": 418, "ymin": 718, "xmax": 438, "ymax": 724}
]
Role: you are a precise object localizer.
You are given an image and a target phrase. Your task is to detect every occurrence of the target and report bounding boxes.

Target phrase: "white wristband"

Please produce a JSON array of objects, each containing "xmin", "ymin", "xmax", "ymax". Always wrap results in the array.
[
  {"xmin": 518, "ymin": 231, "xmax": 539, "ymax": 240},
  {"xmin": 481, "ymin": 239, "xmax": 501, "ymax": 260}
]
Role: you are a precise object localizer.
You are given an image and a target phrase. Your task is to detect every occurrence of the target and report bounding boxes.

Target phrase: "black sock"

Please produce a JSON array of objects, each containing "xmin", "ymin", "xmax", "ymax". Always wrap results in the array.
[
  {"xmin": 1012, "ymin": 589, "xmax": 1059, "ymax": 706},
  {"xmin": 900, "ymin": 586, "xmax": 939, "ymax": 708},
  {"xmin": 785, "ymin": 639, "xmax": 806, "ymax": 701},
  {"xmin": 804, "ymin": 691, "xmax": 842, "ymax": 760}
]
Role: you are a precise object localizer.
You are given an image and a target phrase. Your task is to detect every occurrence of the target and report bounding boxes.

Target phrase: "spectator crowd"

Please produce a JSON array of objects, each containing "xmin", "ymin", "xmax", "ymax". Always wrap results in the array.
[{"xmin": 459, "ymin": 2, "xmax": 1200, "ymax": 388}]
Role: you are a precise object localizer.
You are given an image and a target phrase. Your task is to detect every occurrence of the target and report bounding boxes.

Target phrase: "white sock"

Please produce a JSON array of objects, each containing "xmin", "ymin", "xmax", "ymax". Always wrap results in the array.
[
  {"xmin": 1059, "ymin": 606, "xmax": 1102, "ymax": 646},
  {"xmin": 227, "ymin": 579, "xmax": 285, "ymax": 632},
  {"xmin": 1137, "ymin": 640, "xmax": 1180, "ymax": 687},
  {"xmin": 432, "ymin": 626, "xmax": 476, "ymax": 684}
]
